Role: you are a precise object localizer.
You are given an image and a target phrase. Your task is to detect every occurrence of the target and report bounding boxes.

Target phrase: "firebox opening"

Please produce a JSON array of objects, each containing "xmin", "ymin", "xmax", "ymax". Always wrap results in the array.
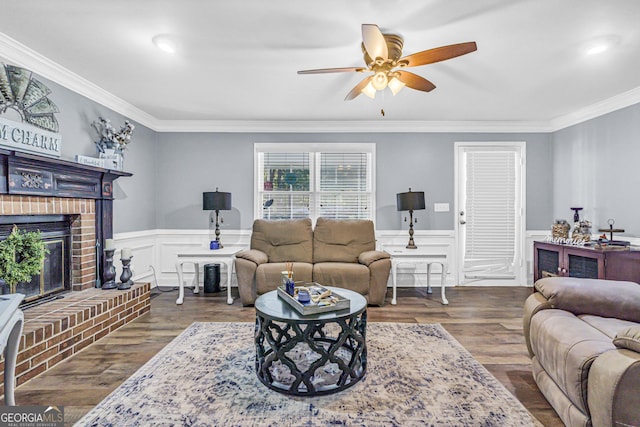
[{"xmin": 0, "ymin": 214, "xmax": 74, "ymax": 305}]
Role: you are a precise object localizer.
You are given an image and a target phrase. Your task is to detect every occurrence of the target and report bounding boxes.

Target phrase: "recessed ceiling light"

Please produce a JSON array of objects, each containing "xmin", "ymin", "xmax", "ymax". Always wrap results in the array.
[
  {"xmin": 587, "ymin": 44, "xmax": 608, "ymax": 55},
  {"xmin": 152, "ymin": 35, "xmax": 177, "ymax": 54},
  {"xmin": 584, "ymin": 35, "xmax": 620, "ymax": 56}
]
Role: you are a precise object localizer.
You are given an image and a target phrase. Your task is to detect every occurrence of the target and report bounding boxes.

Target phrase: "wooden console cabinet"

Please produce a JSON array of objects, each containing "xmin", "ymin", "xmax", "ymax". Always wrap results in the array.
[{"xmin": 534, "ymin": 241, "xmax": 640, "ymax": 284}]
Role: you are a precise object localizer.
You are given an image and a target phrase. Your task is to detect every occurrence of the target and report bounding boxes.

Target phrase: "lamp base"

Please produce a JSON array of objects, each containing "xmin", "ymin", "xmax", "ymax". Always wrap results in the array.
[
  {"xmin": 406, "ymin": 210, "xmax": 418, "ymax": 249},
  {"xmin": 214, "ymin": 211, "xmax": 224, "ymax": 248}
]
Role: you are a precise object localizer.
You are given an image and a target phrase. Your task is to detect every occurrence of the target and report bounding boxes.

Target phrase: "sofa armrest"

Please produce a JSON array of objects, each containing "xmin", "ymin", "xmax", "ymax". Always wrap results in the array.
[
  {"xmin": 588, "ymin": 348, "xmax": 640, "ymax": 427},
  {"xmin": 358, "ymin": 250, "xmax": 390, "ymax": 267},
  {"xmin": 534, "ymin": 277, "xmax": 640, "ymax": 323},
  {"xmin": 235, "ymin": 249, "xmax": 268, "ymax": 265},
  {"xmin": 614, "ymin": 325, "xmax": 640, "ymax": 353},
  {"xmin": 522, "ymin": 292, "xmax": 552, "ymax": 357}
]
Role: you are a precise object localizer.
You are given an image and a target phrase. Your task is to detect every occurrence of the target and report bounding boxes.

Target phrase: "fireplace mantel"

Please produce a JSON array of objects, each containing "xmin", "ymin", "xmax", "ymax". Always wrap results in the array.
[
  {"xmin": 0, "ymin": 149, "xmax": 131, "ymax": 198},
  {"xmin": 0, "ymin": 149, "xmax": 132, "ymax": 289}
]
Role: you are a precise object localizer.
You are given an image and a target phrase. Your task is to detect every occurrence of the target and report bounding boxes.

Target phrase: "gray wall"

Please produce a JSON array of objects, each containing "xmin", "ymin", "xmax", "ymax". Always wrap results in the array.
[
  {"xmin": 19, "ymin": 66, "xmax": 640, "ymax": 238},
  {"xmin": 9, "ymin": 74, "xmax": 159, "ymax": 233},
  {"xmin": 155, "ymin": 132, "xmax": 553, "ymax": 231},
  {"xmin": 553, "ymin": 103, "xmax": 640, "ymax": 236}
]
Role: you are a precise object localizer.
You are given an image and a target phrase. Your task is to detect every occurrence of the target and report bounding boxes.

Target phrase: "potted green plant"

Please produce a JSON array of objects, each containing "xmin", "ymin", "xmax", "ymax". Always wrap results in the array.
[{"xmin": 0, "ymin": 226, "xmax": 48, "ymax": 293}]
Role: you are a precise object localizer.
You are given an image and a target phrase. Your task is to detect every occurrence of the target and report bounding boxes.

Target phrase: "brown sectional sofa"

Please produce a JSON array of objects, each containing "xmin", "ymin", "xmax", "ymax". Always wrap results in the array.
[
  {"xmin": 234, "ymin": 218, "xmax": 391, "ymax": 306},
  {"xmin": 523, "ymin": 277, "xmax": 640, "ymax": 427}
]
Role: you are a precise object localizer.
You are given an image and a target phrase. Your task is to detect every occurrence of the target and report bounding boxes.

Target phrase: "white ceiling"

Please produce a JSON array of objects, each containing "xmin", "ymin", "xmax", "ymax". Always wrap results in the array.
[{"xmin": 1, "ymin": 0, "xmax": 640, "ymax": 132}]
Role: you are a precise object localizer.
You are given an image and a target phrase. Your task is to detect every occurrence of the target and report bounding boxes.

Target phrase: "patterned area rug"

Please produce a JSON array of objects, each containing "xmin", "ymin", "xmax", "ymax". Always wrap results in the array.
[{"xmin": 76, "ymin": 322, "xmax": 539, "ymax": 426}]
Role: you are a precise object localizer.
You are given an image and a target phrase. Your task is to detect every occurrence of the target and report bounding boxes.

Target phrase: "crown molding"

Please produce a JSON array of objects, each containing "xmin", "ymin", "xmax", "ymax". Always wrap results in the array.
[
  {"xmin": 549, "ymin": 86, "xmax": 640, "ymax": 131},
  {"xmin": 152, "ymin": 119, "xmax": 554, "ymax": 133},
  {"xmin": 0, "ymin": 32, "xmax": 160, "ymax": 130},
  {"xmin": 1, "ymin": 32, "xmax": 637, "ymax": 134}
]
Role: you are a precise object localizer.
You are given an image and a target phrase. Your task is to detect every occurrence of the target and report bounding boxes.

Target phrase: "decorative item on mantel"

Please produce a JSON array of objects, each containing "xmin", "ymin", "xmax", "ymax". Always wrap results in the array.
[
  {"xmin": 396, "ymin": 188, "xmax": 425, "ymax": 249},
  {"xmin": 0, "ymin": 62, "xmax": 62, "ymax": 158},
  {"xmin": 203, "ymin": 189, "xmax": 232, "ymax": 248},
  {"xmin": 91, "ymin": 116, "xmax": 135, "ymax": 170}
]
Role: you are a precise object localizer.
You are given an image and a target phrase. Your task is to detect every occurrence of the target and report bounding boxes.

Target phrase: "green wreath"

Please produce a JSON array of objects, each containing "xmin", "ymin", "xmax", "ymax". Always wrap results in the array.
[{"xmin": 0, "ymin": 226, "xmax": 48, "ymax": 287}]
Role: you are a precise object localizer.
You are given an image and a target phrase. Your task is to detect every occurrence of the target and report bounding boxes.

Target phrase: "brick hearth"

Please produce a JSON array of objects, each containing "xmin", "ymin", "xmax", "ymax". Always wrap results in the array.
[
  {"xmin": 0, "ymin": 193, "xmax": 151, "ymax": 398},
  {"xmin": 0, "ymin": 283, "xmax": 151, "ymax": 399}
]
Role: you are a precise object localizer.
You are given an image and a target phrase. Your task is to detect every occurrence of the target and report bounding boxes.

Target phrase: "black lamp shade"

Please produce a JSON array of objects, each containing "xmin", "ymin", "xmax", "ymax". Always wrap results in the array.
[
  {"xmin": 203, "ymin": 191, "xmax": 232, "ymax": 211},
  {"xmin": 397, "ymin": 191, "xmax": 425, "ymax": 211}
]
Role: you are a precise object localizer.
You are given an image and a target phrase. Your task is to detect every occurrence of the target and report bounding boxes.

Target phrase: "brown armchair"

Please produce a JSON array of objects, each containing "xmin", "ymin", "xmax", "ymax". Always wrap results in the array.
[{"xmin": 234, "ymin": 218, "xmax": 391, "ymax": 306}]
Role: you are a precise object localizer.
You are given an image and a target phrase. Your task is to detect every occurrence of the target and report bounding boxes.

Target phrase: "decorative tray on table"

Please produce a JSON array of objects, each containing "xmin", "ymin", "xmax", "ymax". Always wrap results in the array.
[{"xmin": 277, "ymin": 283, "xmax": 350, "ymax": 315}]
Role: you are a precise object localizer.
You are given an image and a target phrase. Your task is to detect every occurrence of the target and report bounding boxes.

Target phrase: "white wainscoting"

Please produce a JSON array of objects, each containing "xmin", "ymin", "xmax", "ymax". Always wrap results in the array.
[
  {"xmin": 526, "ymin": 230, "xmax": 551, "ymax": 284},
  {"xmin": 113, "ymin": 228, "xmax": 547, "ymax": 290}
]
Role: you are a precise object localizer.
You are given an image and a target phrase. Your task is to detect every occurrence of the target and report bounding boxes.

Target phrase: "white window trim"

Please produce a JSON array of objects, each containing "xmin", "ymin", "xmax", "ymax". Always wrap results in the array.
[{"xmin": 253, "ymin": 143, "xmax": 376, "ymax": 223}]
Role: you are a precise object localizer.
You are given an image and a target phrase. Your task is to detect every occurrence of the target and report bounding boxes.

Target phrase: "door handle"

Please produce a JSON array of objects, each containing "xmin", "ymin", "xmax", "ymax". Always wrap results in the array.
[{"xmin": 459, "ymin": 220, "xmax": 466, "ymax": 225}]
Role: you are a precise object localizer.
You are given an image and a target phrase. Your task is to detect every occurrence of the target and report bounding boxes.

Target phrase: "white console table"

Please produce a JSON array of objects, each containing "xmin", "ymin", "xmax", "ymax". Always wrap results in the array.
[
  {"xmin": 175, "ymin": 246, "xmax": 245, "ymax": 305},
  {"xmin": 385, "ymin": 246, "xmax": 449, "ymax": 305},
  {"xmin": 1, "ymin": 293, "xmax": 25, "ymax": 406}
]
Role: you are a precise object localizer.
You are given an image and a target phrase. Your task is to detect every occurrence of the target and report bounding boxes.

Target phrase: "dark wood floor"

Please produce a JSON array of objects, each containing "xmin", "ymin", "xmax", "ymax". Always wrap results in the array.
[{"xmin": 13, "ymin": 286, "xmax": 563, "ymax": 426}]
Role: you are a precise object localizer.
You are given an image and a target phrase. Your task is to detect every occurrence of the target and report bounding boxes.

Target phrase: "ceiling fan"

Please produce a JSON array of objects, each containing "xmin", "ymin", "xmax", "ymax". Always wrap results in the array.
[{"xmin": 298, "ymin": 24, "xmax": 477, "ymax": 100}]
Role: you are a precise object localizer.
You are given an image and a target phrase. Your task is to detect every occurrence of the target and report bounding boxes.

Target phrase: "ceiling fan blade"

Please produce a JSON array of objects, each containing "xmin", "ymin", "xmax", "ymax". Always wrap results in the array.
[
  {"xmin": 362, "ymin": 24, "xmax": 388, "ymax": 61},
  {"xmin": 344, "ymin": 76, "xmax": 373, "ymax": 100},
  {"xmin": 399, "ymin": 42, "xmax": 477, "ymax": 67},
  {"xmin": 297, "ymin": 67, "xmax": 366, "ymax": 74},
  {"xmin": 395, "ymin": 71, "xmax": 436, "ymax": 92}
]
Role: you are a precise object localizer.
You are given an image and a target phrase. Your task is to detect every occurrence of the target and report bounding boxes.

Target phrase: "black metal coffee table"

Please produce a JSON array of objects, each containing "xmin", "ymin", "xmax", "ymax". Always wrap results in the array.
[{"xmin": 254, "ymin": 287, "xmax": 367, "ymax": 396}]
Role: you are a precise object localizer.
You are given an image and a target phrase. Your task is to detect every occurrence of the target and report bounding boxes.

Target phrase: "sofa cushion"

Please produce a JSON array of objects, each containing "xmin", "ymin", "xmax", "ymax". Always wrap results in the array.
[
  {"xmin": 535, "ymin": 277, "xmax": 640, "ymax": 323},
  {"xmin": 251, "ymin": 219, "xmax": 313, "ymax": 263},
  {"xmin": 313, "ymin": 262, "xmax": 370, "ymax": 295},
  {"xmin": 256, "ymin": 262, "xmax": 313, "ymax": 295},
  {"xmin": 579, "ymin": 315, "xmax": 637, "ymax": 340},
  {"xmin": 530, "ymin": 309, "xmax": 616, "ymax": 414},
  {"xmin": 613, "ymin": 325, "xmax": 640, "ymax": 353},
  {"xmin": 313, "ymin": 218, "xmax": 375, "ymax": 263}
]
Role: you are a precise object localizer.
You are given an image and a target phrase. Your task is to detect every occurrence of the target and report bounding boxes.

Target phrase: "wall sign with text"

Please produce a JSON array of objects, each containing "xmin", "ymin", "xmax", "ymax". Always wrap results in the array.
[{"xmin": 0, "ymin": 63, "xmax": 62, "ymax": 157}]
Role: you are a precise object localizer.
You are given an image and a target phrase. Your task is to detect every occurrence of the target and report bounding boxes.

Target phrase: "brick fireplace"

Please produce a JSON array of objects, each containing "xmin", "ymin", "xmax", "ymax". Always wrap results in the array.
[
  {"xmin": 0, "ymin": 195, "xmax": 97, "ymax": 294},
  {"xmin": 0, "ymin": 150, "xmax": 150, "ymax": 400}
]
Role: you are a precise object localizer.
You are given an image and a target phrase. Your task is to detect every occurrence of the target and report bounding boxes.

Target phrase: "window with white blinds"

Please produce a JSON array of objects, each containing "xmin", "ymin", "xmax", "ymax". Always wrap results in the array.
[
  {"xmin": 255, "ymin": 144, "xmax": 374, "ymax": 222},
  {"xmin": 463, "ymin": 150, "xmax": 517, "ymax": 274}
]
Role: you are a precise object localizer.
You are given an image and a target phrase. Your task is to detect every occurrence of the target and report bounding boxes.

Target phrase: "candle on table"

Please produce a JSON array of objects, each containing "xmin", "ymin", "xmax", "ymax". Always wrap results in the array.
[
  {"xmin": 121, "ymin": 247, "xmax": 132, "ymax": 259},
  {"xmin": 104, "ymin": 239, "xmax": 115, "ymax": 251}
]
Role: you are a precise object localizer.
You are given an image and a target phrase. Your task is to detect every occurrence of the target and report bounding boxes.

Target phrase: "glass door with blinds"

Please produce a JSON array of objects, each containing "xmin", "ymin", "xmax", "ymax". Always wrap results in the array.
[{"xmin": 455, "ymin": 142, "xmax": 526, "ymax": 286}]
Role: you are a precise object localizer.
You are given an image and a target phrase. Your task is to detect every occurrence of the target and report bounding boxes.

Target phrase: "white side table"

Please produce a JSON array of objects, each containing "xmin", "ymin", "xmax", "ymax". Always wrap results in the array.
[
  {"xmin": 175, "ymin": 246, "xmax": 245, "ymax": 305},
  {"xmin": 386, "ymin": 246, "xmax": 449, "ymax": 305},
  {"xmin": 0, "ymin": 293, "xmax": 25, "ymax": 406}
]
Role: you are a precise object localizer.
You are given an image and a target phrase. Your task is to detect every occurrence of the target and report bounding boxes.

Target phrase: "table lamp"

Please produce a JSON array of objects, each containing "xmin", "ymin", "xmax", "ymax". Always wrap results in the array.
[
  {"xmin": 203, "ymin": 189, "xmax": 232, "ymax": 248},
  {"xmin": 396, "ymin": 188, "xmax": 425, "ymax": 249}
]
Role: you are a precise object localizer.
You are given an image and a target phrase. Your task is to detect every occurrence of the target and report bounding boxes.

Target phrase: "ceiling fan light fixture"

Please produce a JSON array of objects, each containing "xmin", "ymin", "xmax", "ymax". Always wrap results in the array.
[
  {"xmin": 361, "ymin": 81, "xmax": 377, "ymax": 99},
  {"xmin": 388, "ymin": 77, "xmax": 405, "ymax": 95},
  {"xmin": 371, "ymin": 71, "xmax": 388, "ymax": 91},
  {"xmin": 152, "ymin": 34, "xmax": 177, "ymax": 54}
]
